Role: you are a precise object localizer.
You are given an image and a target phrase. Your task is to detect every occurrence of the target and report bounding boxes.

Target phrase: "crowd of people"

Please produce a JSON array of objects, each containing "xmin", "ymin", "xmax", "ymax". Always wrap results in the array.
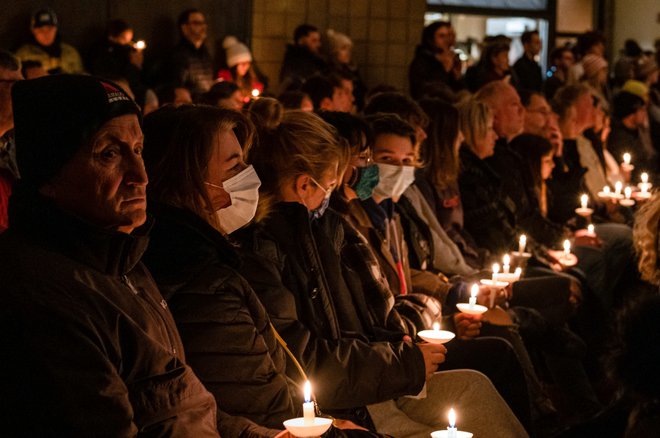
[{"xmin": 1, "ymin": 6, "xmax": 660, "ymax": 438}]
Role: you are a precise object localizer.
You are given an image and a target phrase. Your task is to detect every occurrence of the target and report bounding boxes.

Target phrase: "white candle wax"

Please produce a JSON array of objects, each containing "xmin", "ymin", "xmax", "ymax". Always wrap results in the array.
[
  {"xmin": 433, "ymin": 321, "xmax": 441, "ymax": 332},
  {"xmin": 469, "ymin": 284, "xmax": 478, "ymax": 307},
  {"xmin": 503, "ymin": 254, "xmax": 510, "ymax": 273},
  {"xmin": 303, "ymin": 381, "xmax": 315, "ymax": 425},
  {"xmin": 447, "ymin": 408, "xmax": 457, "ymax": 438},
  {"xmin": 625, "ymin": 186, "xmax": 632, "ymax": 199},
  {"xmin": 615, "ymin": 181, "xmax": 623, "ymax": 195},
  {"xmin": 518, "ymin": 234, "xmax": 527, "ymax": 254},
  {"xmin": 580, "ymin": 194, "xmax": 588, "ymax": 209},
  {"xmin": 514, "ymin": 267, "xmax": 522, "ymax": 280},
  {"xmin": 563, "ymin": 239, "xmax": 571, "ymax": 259}
]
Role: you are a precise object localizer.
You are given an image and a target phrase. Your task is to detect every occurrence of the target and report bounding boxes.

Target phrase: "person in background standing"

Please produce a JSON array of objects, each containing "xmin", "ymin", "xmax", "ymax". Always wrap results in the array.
[{"xmin": 513, "ymin": 30, "xmax": 543, "ymax": 92}]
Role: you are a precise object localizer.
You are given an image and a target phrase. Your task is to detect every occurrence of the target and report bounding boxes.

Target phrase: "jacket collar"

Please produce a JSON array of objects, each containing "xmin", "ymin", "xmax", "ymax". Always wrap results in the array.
[{"xmin": 8, "ymin": 183, "xmax": 151, "ymax": 276}]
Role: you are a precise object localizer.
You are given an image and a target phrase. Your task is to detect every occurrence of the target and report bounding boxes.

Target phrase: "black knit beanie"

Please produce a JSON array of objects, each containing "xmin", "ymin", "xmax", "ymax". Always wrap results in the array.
[
  {"xmin": 11, "ymin": 74, "xmax": 141, "ymax": 188},
  {"xmin": 612, "ymin": 91, "xmax": 645, "ymax": 121}
]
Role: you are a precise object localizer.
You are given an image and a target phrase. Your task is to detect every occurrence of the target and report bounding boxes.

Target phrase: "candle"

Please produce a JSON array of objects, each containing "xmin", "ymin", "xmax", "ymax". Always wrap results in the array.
[
  {"xmin": 588, "ymin": 224, "xmax": 595, "ymax": 235},
  {"xmin": 642, "ymin": 172, "xmax": 649, "ymax": 184},
  {"xmin": 625, "ymin": 186, "xmax": 632, "ymax": 199},
  {"xmin": 492, "ymin": 263, "xmax": 500, "ymax": 281},
  {"xmin": 503, "ymin": 254, "xmax": 510, "ymax": 273},
  {"xmin": 563, "ymin": 239, "xmax": 571, "ymax": 259},
  {"xmin": 251, "ymin": 88, "xmax": 260, "ymax": 98},
  {"xmin": 447, "ymin": 408, "xmax": 457, "ymax": 438},
  {"xmin": 134, "ymin": 40, "xmax": 146, "ymax": 50},
  {"xmin": 433, "ymin": 321, "xmax": 440, "ymax": 332},
  {"xmin": 615, "ymin": 181, "xmax": 623, "ymax": 195},
  {"xmin": 469, "ymin": 284, "xmax": 478, "ymax": 307},
  {"xmin": 580, "ymin": 194, "xmax": 588, "ymax": 209},
  {"xmin": 303, "ymin": 380, "xmax": 315, "ymax": 425},
  {"xmin": 514, "ymin": 267, "xmax": 522, "ymax": 279},
  {"xmin": 623, "ymin": 153, "xmax": 631, "ymax": 165},
  {"xmin": 518, "ymin": 234, "xmax": 527, "ymax": 254},
  {"xmin": 603, "ymin": 186, "xmax": 611, "ymax": 196}
]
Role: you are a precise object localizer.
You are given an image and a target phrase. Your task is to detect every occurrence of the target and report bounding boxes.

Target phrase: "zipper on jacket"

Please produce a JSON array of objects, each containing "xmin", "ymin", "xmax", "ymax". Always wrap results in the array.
[{"xmin": 120, "ymin": 274, "xmax": 178, "ymax": 356}]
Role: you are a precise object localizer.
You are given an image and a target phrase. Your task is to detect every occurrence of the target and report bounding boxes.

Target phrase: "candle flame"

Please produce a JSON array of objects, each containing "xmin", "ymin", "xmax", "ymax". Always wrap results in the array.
[
  {"xmin": 433, "ymin": 322, "xmax": 440, "ymax": 331},
  {"xmin": 580, "ymin": 194, "xmax": 588, "ymax": 208},
  {"xmin": 251, "ymin": 88, "xmax": 260, "ymax": 97},
  {"xmin": 563, "ymin": 239, "xmax": 571, "ymax": 252},
  {"xmin": 304, "ymin": 380, "xmax": 311, "ymax": 403},
  {"xmin": 603, "ymin": 186, "xmax": 610, "ymax": 194},
  {"xmin": 470, "ymin": 284, "xmax": 479, "ymax": 298},
  {"xmin": 514, "ymin": 267, "xmax": 522, "ymax": 276},
  {"xmin": 623, "ymin": 153, "xmax": 631, "ymax": 165},
  {"xmin": 625, "ymin": 186, "xmax": 632, "ymax": 199},
  {"xmin": 519, "ymin": 234, "xmax": 526, "ymax": 245},
  {"xmin": 135, "ymin": 40, "xmax": 146, "ymax": 50},
  {"xmin": 448, "ymin": 408, "xmax": 456, "ymax": 428},
  {"xmin": 642, "ymin": 173, "xmax": 649, "ymax": 184},
  {"xmin": 588, "ymin": 224, "xmax": 595, "ymax": 234},
  {"xmin": 503, "ymin": 254, "xmax": 510, "ymax": 265},
  {"xmin": 492, "ymin": 263, "xmax": 500, "ymax": 274},
  {"xmin": 615, "ymin": 181, "xmax": 623, "ymax": 194}
]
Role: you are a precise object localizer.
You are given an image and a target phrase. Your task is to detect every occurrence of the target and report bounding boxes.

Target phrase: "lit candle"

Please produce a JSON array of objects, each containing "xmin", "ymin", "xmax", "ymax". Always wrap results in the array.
[
  {"xmin": 469, "ymin": 284, "xmax": 478, "ymax": 308},
  {"xmin": 623, "ymin": 153, "xmax": 631, "ymax": 166},
  {"xmin": 563, "ymin": 239, "xmax": 571, "ymax": 259},
  {"xmin": 492, "ymin": 263, "xmax": 500, "ymax": 282},
  {"xmin": 588, "ymin": 224, "xmax": 595, "ymax": 235},
  {"xmin": 625, "ymin": 186, "xmax": 632, "ymax": 199},
  {"xmin": 642, "ymin": 172, "xmax": 649, "ymax": 184},
  {"xmin": 251, "ymin": 88, "xmax": 260, "ymax": 98},
  {"xmin": 503, "ymin": 254, "xmax": 510, "ymax": 273},
  {"xmin": 518, "ymin": 234, "xmax": 527, "ymax": 254},
  {"xmin": 134, "ymin": 40, "xmax": 146, "ymax": 50},
  {"xmin": 447, "ymin": 408, "xmax": 457, "ymax": 438},
  {"xmin": 615, "ymin": 181, "xmax": 623, "ymax": 195},
  {"xmin": 580, "ymin": 194, "xmax": 588, "ymax": 209},
  {"xmin": 603, "ymin": 186, "xmax": 611, "ymax": 196},
  {"xmin": 303, "ymin": 380, "xmax": 315, "ymax": 425},
  {"xmin": 433, "ymin": 321, "xmax": 441, "ymax": 332},
  {"xmin": 514, "ymin": 267, "xmax": 522, "ymax": 280}
]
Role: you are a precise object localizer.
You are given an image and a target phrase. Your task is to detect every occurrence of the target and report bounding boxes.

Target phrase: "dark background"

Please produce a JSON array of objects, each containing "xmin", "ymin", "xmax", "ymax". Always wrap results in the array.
[{"xmin": 0, "ymin": 0, "xmax": 253, "ymax": 72}]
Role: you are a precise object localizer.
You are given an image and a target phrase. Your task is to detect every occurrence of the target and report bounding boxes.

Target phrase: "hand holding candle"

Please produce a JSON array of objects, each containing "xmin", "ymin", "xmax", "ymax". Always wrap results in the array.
[
  {"xmin": 563, "ymin": 239, "xmax": 571, "ymax": 259},
  {"xmin": 576, "ymin": 193, "xmax": 593, "ymax": 216},
  {"xmin": 502, "ymin": 254, "xmax": 510, "ymax": 274},
  {"xmin": 469, "ymin": 284, "xmax": 478, "ymax": 307},
  {"xmin": 580, "ymin": 194, "xmax": 588, "ymax": 209}
]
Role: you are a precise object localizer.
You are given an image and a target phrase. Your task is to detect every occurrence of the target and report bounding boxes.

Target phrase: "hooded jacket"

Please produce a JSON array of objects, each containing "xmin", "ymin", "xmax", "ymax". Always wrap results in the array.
[{"xmin": 0, "ymin": 187, "xmax": 218, "ymax": 437}]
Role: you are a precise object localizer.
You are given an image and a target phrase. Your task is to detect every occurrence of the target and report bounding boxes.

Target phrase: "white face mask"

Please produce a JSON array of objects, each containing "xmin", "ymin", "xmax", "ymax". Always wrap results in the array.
[
  {"xmin": 213, "ymin": 165, "xmax": 261, "ymax": 234},
  {"xmin": 372, "ymin": 163, "xmax": 415, "ymax": 200}
]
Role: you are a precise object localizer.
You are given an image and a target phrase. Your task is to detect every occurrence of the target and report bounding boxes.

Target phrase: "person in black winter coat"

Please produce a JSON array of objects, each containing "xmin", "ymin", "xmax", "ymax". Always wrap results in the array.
[
  {"xmin": 279, "ymin": 24, "xmax": 327, "ymax": 91},
  {"xmin": 408, "ymin": 21, "xmax": 464, "ymax": 100},
  {"xmin": 0, "ymin": 75, "xmax": 219, "ymax": 436}
]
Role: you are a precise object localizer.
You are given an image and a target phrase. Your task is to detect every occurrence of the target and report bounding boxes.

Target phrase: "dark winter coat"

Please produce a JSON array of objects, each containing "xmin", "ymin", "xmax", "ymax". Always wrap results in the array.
[
  {"xmin": 235, "ymin": 202, "xmax": 426, "ymax": 414},
  {"xmin": 279, "ymin": 44, "xmax": 327, "ymax": 89},
  {"xmin": 142, "ymin": 202, "xmax": 293, "ymax": 438},
  {"xmin": 512, "ymin": 54, "xmax": 543, "ymax": 92},
  {"xmin": 408, "ymin": 45, "xmax": 464, "ymax": 99},
  {"xmin": 0, "ymin": 187, "xmax": 218, "ymax": 437},
  {"xmin": 458, "ymin": 146, "xmax": 518, "ymax": 255},
  {"xmin": 168, "ymin": 39, "xmax": 214, "ymax": 97}
]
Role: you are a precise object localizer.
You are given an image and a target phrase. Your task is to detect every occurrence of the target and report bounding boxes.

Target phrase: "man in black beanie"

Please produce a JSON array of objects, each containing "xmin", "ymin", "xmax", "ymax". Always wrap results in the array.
[{"xmin": 0, "ymin": 74, "xmax": 219, "ymax": 436}]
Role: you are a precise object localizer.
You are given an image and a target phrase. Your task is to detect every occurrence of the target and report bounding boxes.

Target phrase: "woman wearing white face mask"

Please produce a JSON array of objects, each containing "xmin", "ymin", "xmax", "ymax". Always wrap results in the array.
[{"xmin": 139, "ymin": 105, "xmax": 306, "ymax": 437}]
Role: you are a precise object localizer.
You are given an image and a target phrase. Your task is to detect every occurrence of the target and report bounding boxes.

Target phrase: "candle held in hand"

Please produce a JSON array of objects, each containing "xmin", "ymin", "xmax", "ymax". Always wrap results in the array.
[
  {"xmin": 625, "ymin": 186, "xmax": 632, "ymax": 199},
  {"xmin": 615, "ymin": 181, "xmax": 623, "ymax": 195},
  {"xmin": 563, "ymin": 239, "xmax": 571, "ymax": 258},
  {"xmin": 433, "ymin": 321, "xmax": 440, "ymax": 331},
  {"xmin": 503, "ymin": 254, "xmax": 510, "ymax": 273},
  {"xmin": 303, "ymin": 380, "xmax": 315, "ymax": 425},
  {"xmin": 580, "ymin": 194, "xmax": 588, "ymax": 209},
  {"xmin": 588, "ymin": 224, "xmax": 595, "ymax": 235},
  {"xmin": 623, "ymin": 153, "xmax": 631, "ymax": 165},
  {"xmin": 642, "ymin": 172, "xmax": 649, "ymax": 184}
]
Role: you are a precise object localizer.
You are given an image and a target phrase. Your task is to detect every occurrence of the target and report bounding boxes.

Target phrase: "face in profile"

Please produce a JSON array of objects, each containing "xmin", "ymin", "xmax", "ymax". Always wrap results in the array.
[
  {"xmin": 41, "ymin": 114, "xmax": 148, "ymax": 234},
  {"xmin": 205, "ymin": 128, "xmax": 246, "ymax": 211}
]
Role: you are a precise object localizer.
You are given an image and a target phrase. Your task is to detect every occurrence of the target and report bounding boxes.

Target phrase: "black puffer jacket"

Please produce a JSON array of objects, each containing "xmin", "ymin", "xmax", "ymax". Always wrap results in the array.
[
  {"xmin": 459, "ymin": 146, "xmax": 518, "ymax": 255},
  {"xmin": 235, "ymin": 202, "xmax": 426, "ymax": 413},
  {"xmin": 0, "ymin": 187, "xmax": 218, "ymax": 437},
  {"xmin": 408, "ymin": 45, "xmax": 464, "ymax": 99},
  {"xmin": 142, "ymin": 202, "xmax": 293, "ymax": 438},
  {"xmin": 167, "ymin": 39, "xmax": 214, "ymax": 97}
]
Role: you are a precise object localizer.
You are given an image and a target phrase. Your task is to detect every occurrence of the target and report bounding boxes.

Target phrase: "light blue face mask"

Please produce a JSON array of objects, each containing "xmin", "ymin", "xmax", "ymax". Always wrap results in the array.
[{"xmin": 309, "ymin": 177, "xmax": 332, "ymax": 220}]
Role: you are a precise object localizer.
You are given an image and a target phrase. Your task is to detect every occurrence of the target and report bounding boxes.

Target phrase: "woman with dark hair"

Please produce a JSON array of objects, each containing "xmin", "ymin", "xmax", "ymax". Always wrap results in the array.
[
  {"xmin": 465, "ymin": 40, "xmax": 518, "ymax": 93},
  {"xmin": 408, "ymin": 21, "xmax": 464, "ymax": 99},
  {"xmin": 217, "ymin": 36, "xmax": 268, "ymax": 103}
]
